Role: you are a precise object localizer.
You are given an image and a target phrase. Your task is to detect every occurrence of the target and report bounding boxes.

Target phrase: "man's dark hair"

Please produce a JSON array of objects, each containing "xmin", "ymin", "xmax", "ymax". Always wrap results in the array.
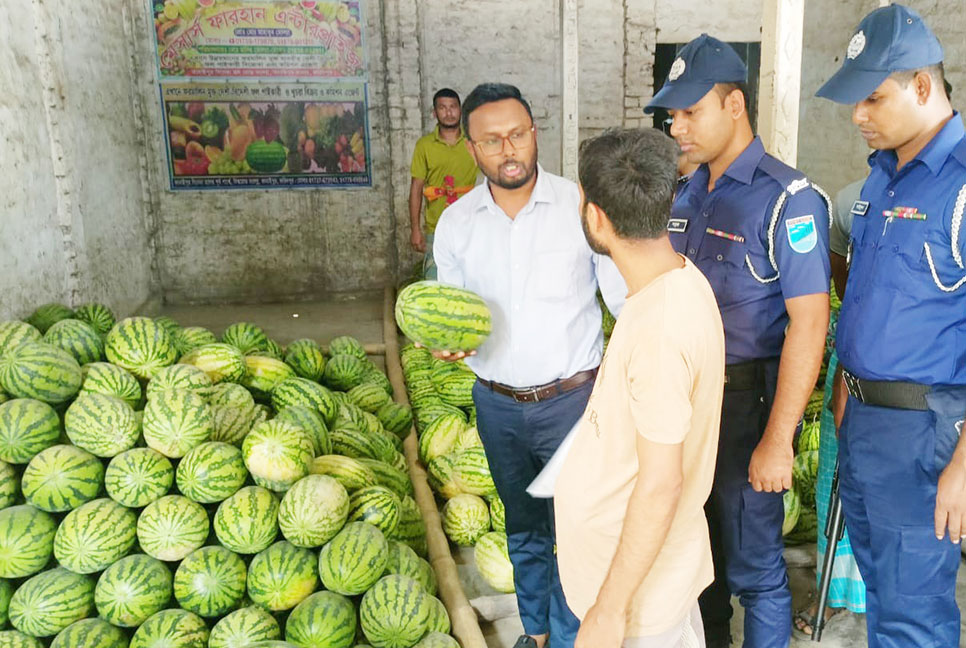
[
  {"xmin": 433, "ymin": 88, "xmax": 460, "ymax": 108},
  {"xmin": 891, "ymin": 63, "xmax": 950, "ymax": 100},
  {"xmin": 461, "ymin": 83, "xmax": 534, "ymax": 138},
  {"xmin": 578, "ymin": 128, "xmax": 679, "ymax": 240}
]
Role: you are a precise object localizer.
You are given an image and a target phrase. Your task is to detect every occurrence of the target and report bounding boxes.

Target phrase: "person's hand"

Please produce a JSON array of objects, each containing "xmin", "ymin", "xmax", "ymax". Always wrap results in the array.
[
  {"xmin": 574, "ymin": 603, "xmax": 625, "ymax": 648},
  {"xmin": 831, "ymin": 369, "xmax": 847, "ymax": 434},
  {"xmin": 413, "ymin": 342, "xmax": 475, "ymax": 362},
  {"xmin": 935, "ymin": 454, "xmax": 966, "ymax": 543},
  {"xmin": 411, "ymin": 229, "xmax": 426, "ymax": 253},
  {"xmin": 748, "ymin": 432, "xmax": 794, "ymax": 492}
]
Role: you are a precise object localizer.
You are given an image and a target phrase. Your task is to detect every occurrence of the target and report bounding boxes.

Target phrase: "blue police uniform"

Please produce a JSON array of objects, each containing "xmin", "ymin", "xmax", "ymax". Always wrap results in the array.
[
  {"xmin": 818, "ymin": 6, "xmax": 966, "ymax": 646},
  {"xmin": 647, "ymin": 34, "xmax": 831, "ymax": 648}
]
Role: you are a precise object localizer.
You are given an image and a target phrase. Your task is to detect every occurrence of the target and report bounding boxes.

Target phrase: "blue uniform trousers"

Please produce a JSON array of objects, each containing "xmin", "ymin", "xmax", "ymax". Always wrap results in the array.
[
  {"xmin": 699, "ymin": 359, "xmax": 792, "ymax": 648},
  {"xmin": 838, "ymin": 387, "xmax": 966, "ymax": 648},
  {"xmin": 472, "ymin": 380, "xmax": 589, "ymax": 648}
]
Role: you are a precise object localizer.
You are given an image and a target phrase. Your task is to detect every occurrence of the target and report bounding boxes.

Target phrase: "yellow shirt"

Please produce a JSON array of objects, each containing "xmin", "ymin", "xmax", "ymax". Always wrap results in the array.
[
  {"xmin": 410, "ymin": 126, "xmax": 478, "ymax": 233},
  {"xmin": 555, "ymin": 258, "xmax": 725, "ymax": 637}
]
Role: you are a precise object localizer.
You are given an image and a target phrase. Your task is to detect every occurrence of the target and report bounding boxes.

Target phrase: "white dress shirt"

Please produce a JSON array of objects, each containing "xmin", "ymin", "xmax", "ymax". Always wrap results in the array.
[{"xmin": 434, "ymin": 165, "xmax": 626, "ymax": 388}]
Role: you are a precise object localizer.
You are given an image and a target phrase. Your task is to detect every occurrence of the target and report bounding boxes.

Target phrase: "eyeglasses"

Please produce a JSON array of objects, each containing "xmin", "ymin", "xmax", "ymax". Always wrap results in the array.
[{"xmin": 472, "ymin": 126, "xmax": 535, "ymax": 156}]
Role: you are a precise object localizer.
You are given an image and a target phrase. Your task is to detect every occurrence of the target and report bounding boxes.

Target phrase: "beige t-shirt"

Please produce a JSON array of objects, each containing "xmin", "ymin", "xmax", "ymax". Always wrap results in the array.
[{"xmin": 555, "ymin": 257, "xmax": 725, "ymax": 637}]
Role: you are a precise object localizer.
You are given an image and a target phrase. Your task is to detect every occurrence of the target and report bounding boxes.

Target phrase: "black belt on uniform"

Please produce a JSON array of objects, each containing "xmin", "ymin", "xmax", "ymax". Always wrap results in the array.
[
  {"xmin": 476, "ymin": 368, "xmax": 598, "ymax": 403},
  {"xmin": 724, "ymin": 358, "xmax": 775, "ymax": 391},
  {"xmin": 842, "ymin": 369, "xmax": 931, "ymax": 411}
]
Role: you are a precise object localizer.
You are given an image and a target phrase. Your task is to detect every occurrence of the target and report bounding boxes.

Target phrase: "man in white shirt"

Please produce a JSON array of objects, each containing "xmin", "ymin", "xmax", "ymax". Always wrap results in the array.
[{"xmin": 434, "ymin": 83, "xmax": 626, "ymax": 648}]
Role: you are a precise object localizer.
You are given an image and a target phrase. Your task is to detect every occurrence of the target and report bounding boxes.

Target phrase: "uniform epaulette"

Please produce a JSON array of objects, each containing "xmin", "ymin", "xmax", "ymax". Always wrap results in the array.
[{"xmin": 756, "ymin": 153, "xmax": 807, "ymax": 190}]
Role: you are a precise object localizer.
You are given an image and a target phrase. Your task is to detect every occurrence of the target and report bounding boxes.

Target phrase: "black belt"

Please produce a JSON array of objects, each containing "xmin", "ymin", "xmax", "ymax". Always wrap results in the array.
[
  {"xmin": 476, "ymin": 369, "xmax": 598, "ymax": 403},
  {"xmin": 724, "ymin": 358, "xmax": 774, "ymax": 391},
  {"xmin": 842, "ymin": 369, "xmax": 931, "ymax": 411}
]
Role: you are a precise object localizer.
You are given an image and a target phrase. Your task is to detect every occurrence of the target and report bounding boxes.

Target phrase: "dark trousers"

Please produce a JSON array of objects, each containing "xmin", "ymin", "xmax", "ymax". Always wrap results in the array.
[
  {"xmin": 700, "ymin": 359, "xmax": 792, "ymax": 648},
  {"xmin": 472, "ymin": 379, "xmax": 590, "ymax": 648},
  {"xmin": 837, "ymin": 387, "xmax": 966, "ymax": 648}
]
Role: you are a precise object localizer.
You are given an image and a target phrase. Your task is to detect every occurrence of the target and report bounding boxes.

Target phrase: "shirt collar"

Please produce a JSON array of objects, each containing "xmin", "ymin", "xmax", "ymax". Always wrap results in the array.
[
  {"xmin": 433, "ymin": 125, "xmax": 466, "ymax": 145},
  {"xmin": 721, "ymin": 136, "xmax": 766, "ymax": 185},
  {"xmin": 871, "ymin": 111, "xmax": 965, "ymax": 177},
  {"xmin": 477, "ymin": 163, "xmax": 554, "ymax": 215}
]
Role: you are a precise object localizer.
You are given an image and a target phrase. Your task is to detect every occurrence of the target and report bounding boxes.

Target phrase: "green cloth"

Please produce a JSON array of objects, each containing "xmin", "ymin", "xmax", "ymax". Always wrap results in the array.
[{"xmin": 410, "ymin": 126, "xmax": 477, "ymax": 233}]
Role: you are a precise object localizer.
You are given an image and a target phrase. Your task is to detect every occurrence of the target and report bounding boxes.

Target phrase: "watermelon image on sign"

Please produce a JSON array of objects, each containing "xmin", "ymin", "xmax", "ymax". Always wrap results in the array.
[{"xmin": 395, "ymin": 281, "xmax": 492, "ymax": 353}]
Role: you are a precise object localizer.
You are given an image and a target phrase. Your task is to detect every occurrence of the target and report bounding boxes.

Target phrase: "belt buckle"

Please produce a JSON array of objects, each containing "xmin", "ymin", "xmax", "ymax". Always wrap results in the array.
[
  {"xmin": 513, "ymin": 387, "xmax": 540, "ymax": 403},
  {"xmin": 843, "ymin": 371, "xmax": 864, "ymax": 402}
]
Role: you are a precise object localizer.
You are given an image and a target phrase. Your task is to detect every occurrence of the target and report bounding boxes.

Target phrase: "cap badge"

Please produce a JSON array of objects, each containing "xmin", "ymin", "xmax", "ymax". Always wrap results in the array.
[
  {"xmin": 669, "ymin": 57, "xmax": 686, "ymax": 81},
  {"xmin": 847, "ymin": 31, "xmax": 866, "ymax": 60}
]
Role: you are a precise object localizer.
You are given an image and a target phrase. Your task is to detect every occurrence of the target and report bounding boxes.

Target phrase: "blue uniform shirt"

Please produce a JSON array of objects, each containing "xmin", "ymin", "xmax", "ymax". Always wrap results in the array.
[
  {"xmin": 670, "ymin": 137, "xmax": 831, "ymax": 364},
  {"xmin": 836, "ymin": 114, "xmax": 966, "ymax": 385}
]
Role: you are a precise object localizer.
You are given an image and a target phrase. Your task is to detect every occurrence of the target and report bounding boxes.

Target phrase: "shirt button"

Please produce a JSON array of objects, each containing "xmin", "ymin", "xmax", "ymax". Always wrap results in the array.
[
  {"xmin": 893, "ymin": 245, "xmax": 899, "ymax": 253},
  {"xmin": 703, "ymin": 212, "xmax": 709, "ymax": 218},
  {"xmin": 716, "ymin": 254, "xmax": 723, "ymax": 261},
  {"xmin": 689, "ymin": 248, "xmax": 696, "ymax": 255},
  {"xmin": 888, "ymin": 190, "xmax": 895, "ymax": 197}
]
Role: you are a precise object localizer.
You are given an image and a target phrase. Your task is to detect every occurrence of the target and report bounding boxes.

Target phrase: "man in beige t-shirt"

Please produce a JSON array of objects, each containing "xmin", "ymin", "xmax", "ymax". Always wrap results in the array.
[{"xmin": 556, "ymin": 128, "xmax": 725, "ymax": 648}]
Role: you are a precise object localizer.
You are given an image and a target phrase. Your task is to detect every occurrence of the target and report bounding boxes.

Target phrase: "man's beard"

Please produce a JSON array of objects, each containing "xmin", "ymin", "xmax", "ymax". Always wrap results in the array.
[
  {"xmin": 581, "ymin": 204, "xmax": 610, "ymax": 256},
  {"xmin": 483, "ymin": 155, "xmax": 537, "ymax": 190},
  {"xmin": 437, "ymin": 117, "xmax": 460, "ymax": 129}
]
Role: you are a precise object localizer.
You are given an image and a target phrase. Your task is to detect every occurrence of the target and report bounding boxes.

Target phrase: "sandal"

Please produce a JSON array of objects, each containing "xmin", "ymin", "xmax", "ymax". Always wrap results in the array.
[{"xmin": 793, "ymin": 605, "xmax": 846, "ymax": 639}]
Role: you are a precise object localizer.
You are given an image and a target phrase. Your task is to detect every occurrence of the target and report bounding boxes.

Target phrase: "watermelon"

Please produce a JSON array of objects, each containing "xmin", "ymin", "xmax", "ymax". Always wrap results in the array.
[
  {"xmin": 214, "ymin": 486, "xmax": 279, "ymax": 554},
  {"xmin": 0, "ymin": 342, "xmax": 82, "ymax": 405},
  {"xmin": 65, "ymin": 393, "xmax": 139, "ymax": 458},
  {"xmin": 105, "ymin": 317, "xmax": 178, "ymax": 381},
  {"xmin": 22, "ymin": 445, "xmax": 103, "ymax": 512},
  {"xmin": 0, "ymin": 398, "xmax": 61, "ymax": 463},
  {"xmin": 247, "ymin": 643, "xmax": 299, "ymax": 648},
  {"xmin": 152, "ymin": 316, "xmax": 181, "ymax": 340},
  {"xmin": 310, "ymin": 455, "xmax": 377, "ymax": 492},
  {"xmin": 389, "ymin": 496, "xmax": 427, "ymax": 558},
  {"xmin": 284, "ymin": 343, "xmax": 326, "ymax": 382},
  {"xmin": 336, "ymin": 401, "xmax": 368, "ymax": 429},
  {"xmin": 792, "ymin": 450, "xmax": 820, "ymax": 506},
  {"xmin": 456, "ymin": 425, "xmax": 483, "ymax": 450},
  {"xmin": 323, "ymin": 354, "xmax": 367, "ymax": 391},
  {"xmin": 142, "ymin": 389, "xmax": 212, "ymax": 458},
  {"xmin": 782, "ymin": 487, "xmax": 801, "ymax": 536},
  {"xmin": 474, "ymin": 531, "xmax": 515, "ymax": 593},
  {"xmin": 376, "ymin": 402, "xmax": 413, "ymax": 439},
  {"xmin": 358, "ymin": 458, "xmax": 413, "ymax": 498},
  {"xmin": 271, "ymin": 378, "xmax": 338, "ymax": 425},
  {"xmin": 798, "ymin": 420, "xmax": 821, "ymax": 453},
  {"xmin": 179, "ymin": 343, "xmax": 247, "ymax": 384},
  {"xmin": 415, "ymin": 403, "xmax": 465, "ymax": 434},
  {"xmin": 384, "ymin": 541, "xmax": 421, "ymax": 581},
  {"xmin": 361, "ymin": 368, "xmax": 394, "ymax": 397},
  {"xmin": 129, "ymin": 609, "xmax": 208, "ymax": 648},
  {"xmin": 54, "ymin": 497, "xmax": 137, "ymax": 574},
  {"xmin": 175, "ymin": 327, "xmax": 218, "ymax": 355},
  {"xmin": 0, "ymin": 462, "xmax": 16, "ymax": 508},
  {"xmin": 221, "ymin": 322, "xmax": 269, "ymax": 354},
  {"xmin": 0, "ymin": 579, "xmax": 10, "ymax": 626},
  {"xmin": 278, "ymin": 475, "xmax": 350, "ymax": 547},
  {"xmin": 174, "ymin": 546, "xmax": 247, "ymax": 617},
  {"xmin": 328, "ymin": 335, "xmax": 367, "ymax": 360},
  {"xmin": 208, "ymin": 606, "xmax": 281, "ymax": 648},
  {"xmin": 359, "ymin": 574, "xmax": 432, "ymax": 648},
  {"xmin": 489, "ymin": 496, "xmax": 506, "ymax": 533},
  {"xmin": 418, "ymin": 414, "xmax": 464, "ymax": 464},
  {"xmin": 425, "ymin": 596, "xmax": 451, "ymax": 634},
  {"xmin": 433, "ymin": 371, "xmax": 475, "ymax": 409},
  {"xmin": 42, "ymin": 320, "xmax": 103, "ymax": 365},
  {"xmin": 242, "ymin": 356, "xmax": 294, "ymax": 398},
  {"xmin": 146, "ymin": 364, "xmax": 213, "ymax": 401},
  {"xmin": 415, "ymin": 558, "xmax": 437, "ymax": 595},
  {"xmin": 264, "ymin": 338, "xmax": 284, "ymax": 359},
  {"xmin": 275, "ymin": 405, "xmax": 330, "ymax": 456},
  {"xmin": 210, "ymin": 404, "xmax": 255, "ymax": 446},
  {"xmin": 50, "ymin": 618, "xmax": 127, "ymax": 648},
  {"xmin": 0, "ymin": 390, "xmax": 8, "ymax": 405},
  {"xmin": 137, "ymin": 494, "xmax": 208, "ymax": 561},
  {"xmin": 348, "ymin": 383, "xmax": 392, "ymax": 413},
  {"xmin": 209, "ymin": 382, "xmax": 255, "ymax": 409},
  {"xmin": 415, "ymin": 633, "xmax": 460, "ymax": 648},
  {"xmin": 104, "ymin": 448, "xmax": 174, "ymax": 508},
  {"xmin": 330, "ymin": 427, "xmax": 386, "ymax": 462},
  {"xmin": 25, "ymin": 304, "xmax": 74, "ymax": 334},
  {"xmin": 243, "ymin": 420, "xmax": 313, "ymax": 492},
  {"xmin": 72, "ymin": 303, "xmax": 116, "ymax": 337},
  {"xmin": 0, "ymin": 506, "xmax": 56, "ymax": 578},
  {"xmin": 426, "ymin": 454, "xmax": 462, "ymax": 500},
  {"xmin": 80, "ymin": 362, "xmax": 141, "ymax": 408},
  {"xmin": 0, "ymin": 322, "xmax": 42, "ymax": 358},
  {"xmin": 95, "ymin": 554, "xmax": 172, "ymax": 627},
  {"xmin": 176, "ymin": 441, "xmax": 247, "ymax": 503},
  {"xmin": 253, "ymin": 402, "xmax": 272, "ymax": 425},
  {"xmin": 246, "ymin": 541, "xmax": 318, "ymax": 611},
  {"xmin": 441, "ymin": 494, "xmax": 490, "ymax": 546},
  {"xmin": 395, "ymin": 281, "xmax": 492, "ymax": 352},
  {"xmin": 318, "ymin": 522, "xmax": 388, "ymax": 596},
  {"xmin": 286, "ymin": 590, "xmax": 357, "ymax": 648},
  {"xmin": 347, "ymin": 485, "xmax": 401, "ymax": 537},
  {"xmin": 452, "ymin": 447, "xmax": 496, "ymax": 497},
  {"xmin": 0, "ymin": 631, "xmax": 42, "ymax": 648},
  {"xmin": 8, "ymin": 567, "xmax": 94, "ymax": 637}
]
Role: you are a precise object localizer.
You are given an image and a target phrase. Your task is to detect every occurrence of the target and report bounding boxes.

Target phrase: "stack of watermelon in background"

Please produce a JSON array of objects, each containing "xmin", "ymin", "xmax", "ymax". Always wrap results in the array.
[{"xmin": 0, "ymin": 302, "xmax": 461, "ymax": 648}]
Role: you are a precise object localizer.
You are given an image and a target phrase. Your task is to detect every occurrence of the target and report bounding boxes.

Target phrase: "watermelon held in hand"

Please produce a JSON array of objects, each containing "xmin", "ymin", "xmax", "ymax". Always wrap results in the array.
[{"xmin": 395, "ymin": 281, "xmax": 492, "ymax": 353}]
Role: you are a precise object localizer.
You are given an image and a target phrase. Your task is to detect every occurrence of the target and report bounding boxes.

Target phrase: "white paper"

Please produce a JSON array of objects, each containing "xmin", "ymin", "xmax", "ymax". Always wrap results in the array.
[{"xmin": 526, "ymin": 421, "xmax": 580, "ymax": 499}]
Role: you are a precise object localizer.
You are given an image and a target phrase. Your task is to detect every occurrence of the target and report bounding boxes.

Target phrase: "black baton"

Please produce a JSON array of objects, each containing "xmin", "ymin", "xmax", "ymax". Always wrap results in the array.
[{"xmin": 813, "ymin": 459, "xmax": 845, "ymax": 642}]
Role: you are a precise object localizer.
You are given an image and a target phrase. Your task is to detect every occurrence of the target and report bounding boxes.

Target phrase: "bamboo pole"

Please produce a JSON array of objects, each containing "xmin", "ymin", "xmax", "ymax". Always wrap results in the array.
[{"xmin": 382, "ymin": 286, "xmax": 488, "ymax": 648}]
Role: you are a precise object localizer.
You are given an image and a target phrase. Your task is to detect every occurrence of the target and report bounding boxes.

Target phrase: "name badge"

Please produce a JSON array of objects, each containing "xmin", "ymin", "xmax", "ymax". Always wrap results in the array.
[
  {"xmin": 850, "ymin": 200, "xmax": 869, "ymax": 216},
  {"xmin": 667, "ymin": 218, "xmax": 689, "ymax": 233}
]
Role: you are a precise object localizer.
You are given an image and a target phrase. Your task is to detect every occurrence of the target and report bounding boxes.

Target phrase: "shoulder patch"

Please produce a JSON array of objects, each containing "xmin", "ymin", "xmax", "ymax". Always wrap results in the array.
[{"xmin": 786, "ymin": 215, "xmax": 818, "ymax": 254}]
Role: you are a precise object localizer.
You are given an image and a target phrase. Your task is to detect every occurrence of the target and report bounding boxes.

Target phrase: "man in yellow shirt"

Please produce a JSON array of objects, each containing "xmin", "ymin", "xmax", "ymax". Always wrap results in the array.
[{"xmin": 409, "ymin": 88, "xmax": 479, "ymax": 279}]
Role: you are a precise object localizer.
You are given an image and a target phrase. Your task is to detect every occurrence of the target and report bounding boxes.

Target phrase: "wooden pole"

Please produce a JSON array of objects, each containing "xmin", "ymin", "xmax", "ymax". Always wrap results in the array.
[
  {"xmin": 758, "ymin": 0, "xmax": 805, "ymax": 165},
  {"xmin": 382, "ymin": 286, "xmax": 488, "ymax": 648}
]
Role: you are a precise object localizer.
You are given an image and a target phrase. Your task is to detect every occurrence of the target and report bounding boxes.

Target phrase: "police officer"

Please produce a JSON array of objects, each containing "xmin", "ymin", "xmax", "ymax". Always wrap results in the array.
[
  {"xmin": 816, "ymin": 5, "xmax": 966, "ymax": 646},
  {"xmin": 645, "ymin": 35, "xmax": 832, "ymax": 648}
]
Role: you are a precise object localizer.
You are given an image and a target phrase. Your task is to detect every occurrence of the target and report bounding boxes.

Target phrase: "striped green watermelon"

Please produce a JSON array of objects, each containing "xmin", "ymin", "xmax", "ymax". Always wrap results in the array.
[
  {"xmin": 359, "ymin": 574, "xmax": 432, "ymax": 648},
  {"xmin": 384, "ymin": 541, "xmax": 421, "ymax": 582},
  {"xmin": 0, "ymin": 578, "xmax": 10, "ymax": 626},
  {"xmin": 456, "ymin": 425, "xmax": 483, "ymax": 450},
  {"xmin": 376, "ymin": 402, "xmax": 413, "ymax": 439},
  {"xmin": 179, "ymin": 343, "xmax": 246, "ymax": 384},
  {"xmin": 210, "ymin": 382, "xmax": 255, "ymax": 409},
  {"xmin": 286, "ymin": 590, "xmax": 357, "ymax": 648},
  {"xmin": 361, "ymin": 366, "xmax": 394, "ymax": 396},
  {"xmin": 318, "ymin": 522, "xmax": 388, "ymax": 596},
  {"xmin": 0, "ymin": 631, "xmax": 43, "ymax": 648},
  {"xmin": 0, "ymin": 461, "xmax": 16, "ymax": 508},
  {"xmin": 247, "ymin": 541, "xmax": 318, "ymax": 611},
  {"xmin": 174, "ymin": 546, "xmax": 247, "ymax": 617},
  {"xmin": 328, "ymin": 335, "xmax": 367, "ymax": 360},
  {"xmin": 54, "ymin": 497, "xmax": 137, "ymax": 574},
  {"xmin": 105, "ymin": 317, "xmax": 178, "ymax": 381},
  {"xmin": 330, "ymin": 427, "xmax": 386, "ymax": 462},
  {"xmin": 441, "ymin": 494, "xmax": 490, "ymax": 546},
  {"xmin": 798, "ymin": 421, "xmax": 821, "ymax": 454},
  {"xmin": 348, "ymin": 486, "xmax": 400, "ymax": 536},
  {"xmin": 137, "ymin": 494, "xmax": 208, "ymax": 561},
  {"xmin": 275, "ymin": 405, "xmax": 330, "ymax": 456},
  {"xmin": 210, "ymin": 404, "xmax": 256, "ymax": 446},
  {"xmin": 418, "ymin": 414, "xmax": 464, "ymax": 465},
  {"xmin": 0, "ymin": 342, "xmax": 82, "ymax": 405},
  {"xmin": 414, "ymin": 403, "xmax": 465, "ymax": 434},
  {"xmin": 8, "ymin": 567, "xmax": 94, "ymax": 637},
  {"xmin": 208, "ymin": 606, "xmax": 281, "ymax": 648},
  {"xmin": 388, "ymin": 496, "xmax": 428, "ymax": 558},
  {"xmin": 80, "ymin": 362, "xmax": 141, "ymax": 408},
  {"xmin": 176, "ymin": 441, "xmax": 247, "ymax": 503},
  {"xmin": 400, "ymin": 343, "xmax": 433, "ymax": 369},
  {"xmin": 362, "ymin": 410, "xmax": 391, "ymax": 438},
  {"xmin": 415, "ymin": 558, "xmax": 437, "ymax": 596},
  {"xmin": 348, "ymin": 383, "xmax": 392, "ymax": 413},
  {"xmin": 395, "ymin": 282, "xmax": 492, "ymax": 353},
  {"xmin": 142, "ymin": 390, "xmax": 212, "ymax": 458},
  {"xmin": 283, "ymin": 343, "xmax": 326, "ymax": 383},
  {"xmin": 0, "ymin": 506, "xmax": 56, "ymax": 578},
  {"xmin": 214, "ymin": 486, "xmax": 279, "ymax": 554},
  {"xmin": 65, "ymin": 393, "xmax": 139, "ymax": 458},
  {"xmin": 25, "ymin": 304, "xmax": 74, "ymax": 334},
  {"xmin": 247, "ymin": 643, "xmax": 299, "ymax": 648},
  {"xmin": 95, "ymin": 553, "xmax": 172, "ymax": 627},
  {"xmin": 264, "ymin": 338, "xmax": 284, "ymax": 359},
  {"xmin": 474, "ymin": 531, "xmax": 514, "ymax": 593},
  {"xmin": 129, "ymin": 609, "xmax": 209, "ymax": 648},
  {"xmin": 72, "ymin": 303, "xmax": 116, "ymax": 337},
  {"xmin": 358, "ymin": 459, "xmax": 413, "ymax": 498},
  {"xmin": 415, "ymin": 633, "xmax": 460, "ymax": 648},
  {"xmin": 336, "ymin": 401, "xmax": 368, "ymax": 429},
  {"xmin": 271, "ymin": 378, "xmax": 338, "ymax": 425},
  {"xmin": 221, "ymin": 322, "xmax": 269, "ymax": 354},
  {"xmin": 50, "ymin": 618, "xmax": 127, "ymax": 648},
  {"xmin": 425, "ymin": 596, "xmax": 450, "ymax": 634},
  {"xmin": 0, "ymin": 398, "xmax": 60, "ymax": 463},
  {"xmin": 452, "ymin": 447, "xmax": 496, "ymax": 497},
  {"xmin": 242, "ymin": 356, "xmax": 294, "ymax": 399},
  {"xmin": 278, "ymin": 474, "xmax": 349, "ymax": 548},
  {"xmin": 0, "ymin": 322, "xmax": 42, "ymax": 358},
  {"xmin": 152, "ymin": 316, "xmax": 181, "ymax": 340},
  {"xmin": 435, "ymin": 371, "xmax": 476, "ymax": 409},
  {"xmin": 489, "ymin": 496, "xmax": 506, "ymax": 533},
  {"xmin": 22, "ymin": 445, "xmax": 103, "ymax": 512},
  {"xmin": 426, "ymin": 454, "xmax": 462, "ymax": 500},
  {"xmin": 242, "ymin": 420, "xmax": 313, "ymax": 492},
  {"xmin": 104, "ymin": 448, "xmax": 174, "ymax": 508},
  {"xmin": 323, "ymin": 354, "xmax": 367, "ymax": 391},
  {"xmin": 43, "ymin": 320, "xmax": 103, "ymax": 366},
  {"xmin": 0, "ymin": 390, "xmax": 8, "ymax": 405},
  {"xmin": 252, "ymin": 403, "xmax": 272, "ymax": 425},
  {"xmin": 175, "ymin": 327, "xmax": 217, "ymax": 355},
  {"xmin": 310, "ymin": 455, "xmax": 377, "ymax": 492},
  {"xmin": 146, "ymin": 364, "xmax": 213, "ymax": 401}
]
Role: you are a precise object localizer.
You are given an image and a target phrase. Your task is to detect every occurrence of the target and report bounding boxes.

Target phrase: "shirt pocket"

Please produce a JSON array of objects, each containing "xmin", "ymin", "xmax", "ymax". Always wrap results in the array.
[
  {"xmin": 530, "ymin": 249, "xmax": 580, "ymax": 302},
  {"xmin": 696, "ymin": 235, "xmax": 748, "ymax": 296}
]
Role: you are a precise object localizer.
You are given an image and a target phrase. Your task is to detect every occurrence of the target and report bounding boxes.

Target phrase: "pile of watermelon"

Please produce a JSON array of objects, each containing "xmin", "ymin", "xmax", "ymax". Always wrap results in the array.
[
  {"xmin": 0, "ymin": 302, "xmax": 462, "ymax": 648},
  {"xmin": 399, "ymin": 345, "xmax": 514, "ymax": 595}
]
